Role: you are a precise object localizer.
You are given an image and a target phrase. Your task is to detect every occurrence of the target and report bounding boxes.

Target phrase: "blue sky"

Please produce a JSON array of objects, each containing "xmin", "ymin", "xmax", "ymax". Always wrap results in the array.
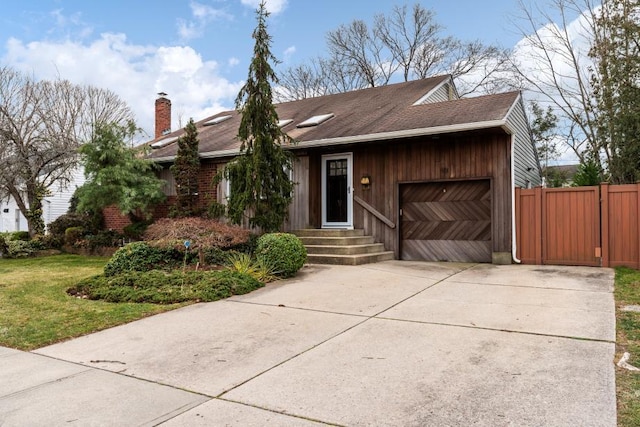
[{"xmin": 0, "ymin": 0, "xmax": 582, "ymax": 140}]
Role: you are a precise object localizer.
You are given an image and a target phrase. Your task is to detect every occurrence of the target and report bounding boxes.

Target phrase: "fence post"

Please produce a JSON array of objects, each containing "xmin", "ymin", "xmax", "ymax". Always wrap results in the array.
[
  {"xmin": 600, "ymin": 183, "xmax": 609, "ymax": 268},
  {"xmin": 535, "ymin": 186, "xmax": 543, "ymax": 265}
]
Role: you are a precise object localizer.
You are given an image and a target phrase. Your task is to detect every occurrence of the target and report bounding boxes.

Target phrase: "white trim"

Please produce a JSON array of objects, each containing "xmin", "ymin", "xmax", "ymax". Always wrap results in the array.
[
  {"xmin": 503, "ymin": 92, "xmax": 522, "ymax": 122},
  {"xmin": 412, "ymin": 77, "xmax": 451, "ymax": 105},
  {"xmin": 321, "ymin": 153, "xmax": 353, "ymax": 229}
]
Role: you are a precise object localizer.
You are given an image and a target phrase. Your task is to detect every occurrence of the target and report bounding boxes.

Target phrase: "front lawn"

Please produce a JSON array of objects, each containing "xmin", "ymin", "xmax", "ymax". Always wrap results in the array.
[
  {"xmin": 615, "ymin": 267, "xmax": 640, "ymax": 426},
  {"xmin": 0, "ymin": 255, "xmax": 184, "ymax": 350}
]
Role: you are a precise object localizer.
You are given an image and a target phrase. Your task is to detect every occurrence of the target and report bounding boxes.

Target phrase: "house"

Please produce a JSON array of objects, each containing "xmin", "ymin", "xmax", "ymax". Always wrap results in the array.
[
  {"xmin": 542, "ymin": 164, "xmax": 579, "ymax": 187},
  {"xmin": 137, "ymin": 75, "xmax": 541, "ymax": 264},
  {"xmin": 0, "ymin": 167, "xmax": 86, "ymax": 233}
]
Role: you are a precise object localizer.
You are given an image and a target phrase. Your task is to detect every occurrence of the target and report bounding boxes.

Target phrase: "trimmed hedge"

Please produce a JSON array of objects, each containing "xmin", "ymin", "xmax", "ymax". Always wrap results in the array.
[{"xmin": 256, "ymin": 233, "xmax": 307, "ymax": 278}]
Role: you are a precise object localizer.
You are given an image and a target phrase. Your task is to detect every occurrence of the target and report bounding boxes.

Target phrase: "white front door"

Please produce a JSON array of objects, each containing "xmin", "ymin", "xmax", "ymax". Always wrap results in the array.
[{"xmin": 321, "ymin": 153, "xmax": 353, "ymax": 228}]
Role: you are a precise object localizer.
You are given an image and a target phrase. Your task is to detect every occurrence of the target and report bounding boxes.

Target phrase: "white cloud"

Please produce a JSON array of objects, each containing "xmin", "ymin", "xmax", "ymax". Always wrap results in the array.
[
  {"xmin": 48, "ymin": 9, "xmax": 94, "ymax": 40},
  {"xmin": 283, "ymin": 45, "xmax": 296, "ymax": 61},
  {"xmin": 177, "ymin": 1, "xmax": 233, "ymax": 41},
  {"xmin": 228, "ymin": 57, "xmax": 240, "ymax": 66},
  {"xmin": 240, "ymin": 0, "xmax": 288, "ymax": 15},
  {"xmin": 2, "ymin": 33, "xmax": 242, "ymax": 141},
  {"xmin": 509, "ymin": 5, "xmax": 598, "ymax": 165}
]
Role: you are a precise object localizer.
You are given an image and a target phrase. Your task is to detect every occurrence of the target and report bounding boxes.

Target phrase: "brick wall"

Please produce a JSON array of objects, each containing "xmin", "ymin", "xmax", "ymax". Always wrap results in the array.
[
  {"xmin": 103, "ymin": 205, "xmax": 131, "ymax": 232},
  {"xmin": 103, "ymin": 159, "xmax": 222, "ymax": 231},
  {"xmin": 196, "ymin": 161, "xmax": 218, "ymax": 210}
]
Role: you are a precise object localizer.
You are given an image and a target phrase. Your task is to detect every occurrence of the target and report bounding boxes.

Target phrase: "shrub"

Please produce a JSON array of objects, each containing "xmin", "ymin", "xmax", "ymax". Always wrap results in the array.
[
  {"xmin": 69, "ymin": 269, "xmax": 262, "ymax": 303},
  {"xmin": 65, "ymin": 227, "xmax": 85, "ymax": 246},
  {"xmin": 0, "ymin": 233, "xmax": 39, "ymax": 258},
  {"xmin": 213, "ymin": 270, "xmax": 264, "ymax": 295},
  {"xmin": 123, "ymin": 220, "xmax": 151, "ymax": 240},
  {"xmin": 225, "ymin": 252, "xmax": 277, "ymax": 283},
  {"xmin": 11, "ymin": 231, "xmax": 30, "ymax": 241},
  {"xmin": 4, "ymin": 240, "xmax": 37, "ymax": 258},
  {"xmin": 104, "ymin": 242, "xmax": 184, "ymax": 276},
  {"xmin": 203, "ymin": 246, "xmax": 231, "ymax": 266},
  {"xmin": 48, "ymin": 212, "xmax": 102, "ymax": 240},
  {"xmin": 255, "ymin": 233, "xmax": 307, "ymax": 278},
  {"xmin": 0, "ymin": 235, "xmax": 8, "ymax": 257},
  {"xmin": 85, "ymin": 230, "xmax": 124, "ymax": 250},
  {"xmin": 144, "ymin": 217, "xmax": 251, "ymax": 251},
  {"xmin": 207, "ymin": 201, "xmax": 226, "ymax": 219}
]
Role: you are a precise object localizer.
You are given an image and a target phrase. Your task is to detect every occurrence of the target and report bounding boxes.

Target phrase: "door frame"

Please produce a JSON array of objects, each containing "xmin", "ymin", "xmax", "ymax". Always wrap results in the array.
[{"xmin": 321, "ymin": 152, "xmax": 353, "ymax": 229}]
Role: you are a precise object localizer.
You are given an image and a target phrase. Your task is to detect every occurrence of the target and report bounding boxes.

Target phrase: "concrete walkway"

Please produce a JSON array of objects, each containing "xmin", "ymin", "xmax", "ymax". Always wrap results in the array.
[{"xmin": 1, "ymin": 261, "xmax": 616, "ymax": 426}]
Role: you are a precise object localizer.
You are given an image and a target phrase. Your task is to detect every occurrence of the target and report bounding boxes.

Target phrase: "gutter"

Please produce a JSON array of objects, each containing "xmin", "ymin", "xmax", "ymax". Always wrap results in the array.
[
  {"xmin": 510, "ymin": 132, "xmax": 521, "ymax": 264},
  {"xmin": 501, "ymin": 95, "xmax": 522, "ymax": 264}
]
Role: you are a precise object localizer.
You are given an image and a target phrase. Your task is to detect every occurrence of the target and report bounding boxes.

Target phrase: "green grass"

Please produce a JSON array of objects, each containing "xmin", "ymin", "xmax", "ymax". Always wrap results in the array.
[
  {"xmin": 615, "ymin": 267, "xmax": 640, "ymax": 426},
  {"xmin": 0, "ymin": 255, "xmax": 184, "ymax": 351}
]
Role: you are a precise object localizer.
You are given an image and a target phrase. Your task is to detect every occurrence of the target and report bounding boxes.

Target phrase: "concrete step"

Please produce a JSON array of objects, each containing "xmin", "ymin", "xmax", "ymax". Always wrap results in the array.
[
  {"xmin": 293, "ymin": 229, "xmax": 365, "ymax": 238},
  {"xmin": 298, "ymin": 236, "xmax": 375, "ymax": 246},
  {"xmin": 305, "ymin": 243, "xmax": 387, "ymax": 255},
  {"xmin": 307, "ymin": 251, "xmax": 395, "ymax": 266}
]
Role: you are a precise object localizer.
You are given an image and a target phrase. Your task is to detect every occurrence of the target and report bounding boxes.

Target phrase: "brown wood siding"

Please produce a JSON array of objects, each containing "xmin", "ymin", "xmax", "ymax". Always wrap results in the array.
[
  {"xmin": 308, "ymin": 152, "xmax": 321, "ymax": 227},
  {"xmin": 307, "ymin": 132, "xmax": 512, "ymax": 260},
  {"xmin": 285, "ymin": 156, "xmax": 310, "ymax": 231}
]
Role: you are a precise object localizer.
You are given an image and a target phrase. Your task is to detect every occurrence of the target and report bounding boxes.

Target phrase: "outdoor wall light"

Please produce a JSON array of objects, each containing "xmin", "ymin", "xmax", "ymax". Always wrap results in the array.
[{"xmin": 360, "ymin": 175, "xmax": 371, "ymax": 189}]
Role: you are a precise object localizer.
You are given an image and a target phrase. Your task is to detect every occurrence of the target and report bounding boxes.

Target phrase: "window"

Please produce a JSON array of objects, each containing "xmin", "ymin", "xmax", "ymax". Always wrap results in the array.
[
  {"xmin": 296, "ymin": 113, "xmax": 334, "ymax": 128},
  {"xmin": 203, "ymin": 115, "xmax": 232, "ymax": 126}
]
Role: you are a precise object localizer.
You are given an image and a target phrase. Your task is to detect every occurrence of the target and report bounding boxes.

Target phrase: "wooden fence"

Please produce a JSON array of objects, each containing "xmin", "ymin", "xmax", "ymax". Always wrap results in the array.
[{"xmin": 515, "ymin": 183, "xmax": 640, "ymax": 268}]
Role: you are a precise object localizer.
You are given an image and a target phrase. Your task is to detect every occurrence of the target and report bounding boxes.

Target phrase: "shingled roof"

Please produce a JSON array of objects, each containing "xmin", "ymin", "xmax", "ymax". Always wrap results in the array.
[{"xmin": 147, "ymin": 75, "xmax": 521, "ymax": 161}]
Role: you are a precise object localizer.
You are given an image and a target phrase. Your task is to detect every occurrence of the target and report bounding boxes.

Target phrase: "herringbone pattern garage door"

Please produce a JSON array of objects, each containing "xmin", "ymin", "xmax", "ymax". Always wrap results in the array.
[{"xmin": 401, "ymin": 180, "xmax": 492, "ymax": 262}]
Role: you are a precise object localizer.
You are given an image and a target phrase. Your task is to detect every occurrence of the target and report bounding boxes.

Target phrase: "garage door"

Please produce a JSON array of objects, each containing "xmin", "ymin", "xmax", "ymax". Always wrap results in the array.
[{"xmin": 400, "ymin": 180, "xmax": 492, "ymax": 262}]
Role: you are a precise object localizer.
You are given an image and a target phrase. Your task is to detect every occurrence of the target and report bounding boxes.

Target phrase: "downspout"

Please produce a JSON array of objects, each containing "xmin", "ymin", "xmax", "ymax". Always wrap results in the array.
[{"xmin": 511, "ymin": 133, "xmax": 521, "ymax": 264}]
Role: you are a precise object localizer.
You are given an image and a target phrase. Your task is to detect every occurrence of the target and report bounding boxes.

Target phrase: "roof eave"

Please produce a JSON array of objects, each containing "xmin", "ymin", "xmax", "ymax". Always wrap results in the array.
[
  {"xmin": 293, "ymin": 119, "xmax": 510, "ymax": 149},
  {"xmin": 189, "ymin": 119, "xmax": 510, "ymax": 161}
]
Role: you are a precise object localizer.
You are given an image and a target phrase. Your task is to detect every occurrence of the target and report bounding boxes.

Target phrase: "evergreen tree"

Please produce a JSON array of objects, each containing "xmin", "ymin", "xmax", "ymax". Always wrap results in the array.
[
  {"xmin": 75, "ymin": 121, "xmax": 166, "ymax": 221},
  {"xmin": 170, "ymin": 118, "xmax": 200, "ymax": 217},
  {"xmin": 222, "ymin": 0, "xmax": 295, "ymax": 232},
  {"xmin": 590, "ymin": 0, "xmax": 640, "ymax": 183},
  {"xmin": 529, "ymin": 101, "xmax": 559, "ymax": 183},
  {"xmin": 573, "ymin": 155, "xmax": 603, "ymax": 187}
]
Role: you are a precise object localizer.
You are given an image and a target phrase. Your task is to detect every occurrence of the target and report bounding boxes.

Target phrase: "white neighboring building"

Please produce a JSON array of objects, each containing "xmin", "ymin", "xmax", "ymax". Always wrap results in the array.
[{"xmin": 0, "ymin": 167, "xmax": 86, "ymax": 233}]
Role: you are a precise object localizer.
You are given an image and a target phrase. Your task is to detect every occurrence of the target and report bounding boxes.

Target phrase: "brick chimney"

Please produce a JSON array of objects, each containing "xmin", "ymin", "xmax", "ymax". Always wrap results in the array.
[{"xmin": 155, "ymin": 92, "xmax": 171, "ymax": 138}]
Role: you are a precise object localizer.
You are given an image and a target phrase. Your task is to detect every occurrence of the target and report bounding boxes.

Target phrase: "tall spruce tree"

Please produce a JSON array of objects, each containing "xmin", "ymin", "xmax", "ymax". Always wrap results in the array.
[
  {"xmin": 170, "ymin": 118, "xmax": 200, "ymax": 217},
  {"xmin": 222, "ymin": 0, "xmax": 295, "ymax": 231}
]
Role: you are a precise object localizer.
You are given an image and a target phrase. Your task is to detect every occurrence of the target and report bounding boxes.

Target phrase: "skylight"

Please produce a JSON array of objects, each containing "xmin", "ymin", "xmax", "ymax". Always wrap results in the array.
[
  {"xmin": 278, "ymin": 119, "xmax": 293, "ymax": 127},
  {"xmin": 150, "ymin": 136, "xmax": 179, "ymax": 149},
  {"xmin": 203, "ymin": 115, "xmax": 232, "ymax": 126},
  {"xmin": 296, "ymin": 113, "xmax": 334, "ymax": 128}
]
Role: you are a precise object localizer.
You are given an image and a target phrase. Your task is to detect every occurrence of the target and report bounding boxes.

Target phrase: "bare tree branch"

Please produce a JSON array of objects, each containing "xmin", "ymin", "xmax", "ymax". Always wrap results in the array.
[{"xmin": 0, "ymin": 66, "xmax": 135, "ymax": 235}]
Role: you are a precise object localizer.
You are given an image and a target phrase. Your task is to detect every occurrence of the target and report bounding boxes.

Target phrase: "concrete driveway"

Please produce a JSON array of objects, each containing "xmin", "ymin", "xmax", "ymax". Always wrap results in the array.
[{"xmin": 2, "ymin": 261, "xmax": 615, "ymax": 426}]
